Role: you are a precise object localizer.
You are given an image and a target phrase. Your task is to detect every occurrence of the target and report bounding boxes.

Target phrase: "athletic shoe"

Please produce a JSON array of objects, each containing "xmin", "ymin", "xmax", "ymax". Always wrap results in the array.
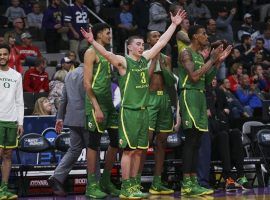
[
  {"xmin": 47, "ymin": 176, "xmax": 66, "ymax": 196},
  {"xmin": 149, "ymin": 176, "xmax": 174, "ymax": 195},
  {"xmin": 100, "ymin": 180, "xmax": 120, "ymax": 196},
  {"xmin": 225, "ymin": 177, "xmax": 237, "ymax": 192},
  {"xmin": 85, "ymin": 182, "xmax": 107, "ymax": 199},
  {"xmin": 181, "ymin": 177, "xmax": 193, "ymax": 195},
  {"xmin": 1, "ymin": 184, "xmax": 17, "ymax": 200},
  {"xmin": 236, "ymin": 176, "xmax": 251, "ymax": 190},
  {"xmin": 119, "ymin": 180, "xmax": 142, "ymax": 199},
  {"xmin": 0, "ymin": 187, "xmax": 7, "ymax": 200},
  {"xmin": 191, "ymin": 176, "xmax": 214, "ymax": 195}
]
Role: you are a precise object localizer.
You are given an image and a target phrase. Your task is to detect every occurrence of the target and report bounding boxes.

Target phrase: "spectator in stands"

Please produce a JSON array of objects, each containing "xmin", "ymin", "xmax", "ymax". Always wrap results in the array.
[
  {"xmin": 177, "ymin": 0, "xmax": 188, "ymax": 11},
  {"xmin": 176, "ymin": 18, "xmax": 190, "ymax": 53},
  {"xmin": 66, "ymin": 50, "xmax": 79, "ymax": 69},
  {"xmin": 5, "ymin": 32, "xmax": 23, "ymax": 74},
  {"xmin": 42, "ymin": 0, "xmax": 66, "ymax": 53},
  {"xmin": 4, "ymin": 0, "xmax": 27, "ymax": 28},
  {"xmin": 216, "ymin": 6, "xmax": 236, "ymax": 44},
  {"xmin": 0, "ymin": 44, "xmax": 23, "ymax": 200},
  {"xmin": 32, "ymin": 97, "xmax": 52, "ymax": 115},
  {"xmin": 251, "ymin": 64, "xmax": 269, "ymax": 94},
  {"xmin": 237, "ymin": 13, "xmax": 260, "ymax": 42},
  {"xmin": 58, "ymin": 57, "xmax": 73, "ymax": 72},
  {"xmin": 23, "ymin": 57, "xmax": 49, "ymax": 93},
  {"xmin": 0, "ymin": 32, "xmax": 5, "ymax": 45},
  {"xmin": 206, "ymin": 18, "xmax": 220, "ymax": 45},
  {"xmin": 27, "ymin": 2, "xmax": 44, "ymax": 40},
  {"xmin": 48, "ymin": 69, "xmax": 67, "ymax": 115},
  {"xmin": 4, "ymin": 17, "xmax": 25, "ymax": 45},
  {"xmin": 148, "ymin": 0, "xmax": 168, "ymax": 33},
  {"xmin": 256, "ymin": 24, "xmax": 270, "ymax": 52},
  {"xmin": 16, "ymin": 32, "xmax": 42, "ymax": 64},
  {"xmin": 227, "ymin": 62, "xmax": 243, "ymax": 92},
  {"xmin": 235, "ymin": 74, "xmax": 263, "ymax": 116},
  {"xmin": 206, "ymin": 78, "xmax": 250, "ymax": 191},
  {"xmin": 64, "ymin": 0, "xmax": 90, "ymax": 60},
  {"xmin": 116, "ymin": 0, "xmax": 138, "ymax": 53},
  {"xmin": 220, "ymin": 78, "xmax": 251, "ymax": 118},
  {"xmin": 132, "ymin": 0, "xmax": 150, "ymax": 38},
  {"xmin": 253, "ymin": 38, "xmax": 270, "ymax": 68},
  {"xmin": 226, "ymin": 48, "xmax": 243, "ymax": 68},
  {"xmin": 187, "ymin": 0, "xmax": 211, "ymax": 24},
  {"xmin": 236, "ymin": 34, "xmax": 254, "ymax": 72}
]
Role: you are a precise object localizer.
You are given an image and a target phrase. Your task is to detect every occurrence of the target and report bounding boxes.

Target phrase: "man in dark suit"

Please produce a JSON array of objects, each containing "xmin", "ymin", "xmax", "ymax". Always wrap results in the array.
[{"xmin": 47, "ymin": 47, "xmax": 97, "ymax": 196}]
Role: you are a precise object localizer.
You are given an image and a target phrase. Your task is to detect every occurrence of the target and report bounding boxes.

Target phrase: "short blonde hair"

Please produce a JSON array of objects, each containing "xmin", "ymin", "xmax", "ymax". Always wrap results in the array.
[
  {"xmin": 53, "ymin": 69, "xmax": 67, "ymax": 82},
  {"xmin": 32, "ymin": 97, "xmax": 50, "ymax": 115}
]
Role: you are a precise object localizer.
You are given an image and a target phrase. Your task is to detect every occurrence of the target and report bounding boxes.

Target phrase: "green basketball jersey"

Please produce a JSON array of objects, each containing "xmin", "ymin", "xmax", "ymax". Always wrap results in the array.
[
  {"xmin": 178, "ymin": 48, "xmax": 205, "ymax": 90},
  {"xmin": 119, "ymin": 56, "xmax": 149, "ymax": 109},
  {"xmin": 85, "ymin": 46, "xmax": 113, "ymax": 115}
]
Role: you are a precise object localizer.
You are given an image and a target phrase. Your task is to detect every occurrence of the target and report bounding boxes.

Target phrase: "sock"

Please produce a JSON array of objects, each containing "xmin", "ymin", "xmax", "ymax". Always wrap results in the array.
[
  {"xmin": 87, "ymin": 173, "xmax": 96, "ymax": 185},
  {"xmin": 153, "ymin": 175, "xmax": 161, "ymax": 184},
  {"xmin": 121, "ymin": 179, "xmax": 130, "ymax": 189},
  {"xmin": 101, "ymin": 169, "xmax": 111, "ymax": 183}
]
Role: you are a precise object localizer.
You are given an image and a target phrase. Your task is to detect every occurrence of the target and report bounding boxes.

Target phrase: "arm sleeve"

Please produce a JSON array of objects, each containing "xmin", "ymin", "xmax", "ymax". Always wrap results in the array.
[
  {"xmin": 64, "ymin": 6, "xmax": 72, "ymax": 23},
  {"xmin": 20, "ymin": 7, "xmax": 26, "ymax": 18},
  {"xmin": 56, "ymin": 83, "xmax": 67, "ymax": 120},
  {"xmin": 216, "ymin": 15, "xmax": 233, "ymax": 28},
  {"xmin": 235, "ymin": 88, "xmax": 251, "ymax": 104},
  {"xmin": 204, "ymin": 5, "xmax": 211, "ymax": 18},
  {"xmin": 44, "ymin": 74, "xmax": 49, "ymax": 92},
  {"xmin": 23, "ymin": 71, "xmax": 33, "ymax": 92},
  {"xmin": 27, "ymin": 13, "xmax": 35, "ymax": 27},
  {"xmin": 149, "ymin": 5, "xmax": 167, "ymax": 22},
  {"xmin": 16, "ymin": 75, "xmax": 24, "ymax": 125},
  {"xmin": 4, "ymin": 7, "xmax": 10, "ymax": 18}
]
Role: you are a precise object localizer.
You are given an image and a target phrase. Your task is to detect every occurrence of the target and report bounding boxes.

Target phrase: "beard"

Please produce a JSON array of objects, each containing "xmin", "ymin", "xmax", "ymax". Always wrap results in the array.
[{"xmin": 0, "ymin": 60, "xmax": 8, "ymax": 67}]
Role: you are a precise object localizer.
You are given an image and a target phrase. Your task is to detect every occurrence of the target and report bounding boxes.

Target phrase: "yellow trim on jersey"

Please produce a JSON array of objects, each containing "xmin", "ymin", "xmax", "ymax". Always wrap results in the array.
[
  {"xmin": 121, "ymin": 107, "xmax": 136, "ymax": 149},
  {"xmin": 109, "ymin": 126, "xmax": 118, "ymax": 129},
  {"xmin": 121, "ymin": 72, "xmax": 131, "ymax": 106},
  {"xmin": 92, "ymin": 63, "xmax": 101, "ymax": 88},
  {"xmin": 91, "ymin": 109, "xmax": 104, "ymax": 133},
  {"xmin": 182, "ymin": 75, "xmax": 188, "ymax": 88},
  {"xmin": 149, "ymin": 127, "xmax": 155, "ymax": 131},
  {"xmin": 183, "ymin": 89, "xmax": 208, "ymax": 132},
  {"xmin": 137, "ymin": 145, "xmax": 149, "ymax": 149},
  {"xmin": 159, "ymin": 129, "xmax": 174, "ymax": 133}
]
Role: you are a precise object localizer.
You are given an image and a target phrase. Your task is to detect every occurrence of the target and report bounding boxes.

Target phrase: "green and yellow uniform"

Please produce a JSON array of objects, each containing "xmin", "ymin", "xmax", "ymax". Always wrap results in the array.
[
  {"xmin": 118, "ymin": 56, "xmax": 149, "ymax": 149},
  {"xmin": 0, "ymin": 121, "xmax": 18, "ymax": 148},
  {"xmin": 178, "ymin": 48, "xmax": 216, "ymax": 131},
  {"xmin": 148, "ymin": 54, "xmax": 175, "ymax": 133},
  {"xmin": 85, "ymin": 47, "xmax": 118, "ymax": 133}
]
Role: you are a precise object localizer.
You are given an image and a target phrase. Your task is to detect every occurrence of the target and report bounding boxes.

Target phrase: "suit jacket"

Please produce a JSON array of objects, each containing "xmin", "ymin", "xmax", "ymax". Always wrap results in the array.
[{"xmin": 57, "ymin": 64, "xmax": 85, "ymax": 127}]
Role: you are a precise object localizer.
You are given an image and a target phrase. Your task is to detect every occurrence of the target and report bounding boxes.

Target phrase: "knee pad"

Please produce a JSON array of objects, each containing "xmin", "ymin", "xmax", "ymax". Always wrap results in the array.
[
  {"xmin": 88, "ymin": 131, "xmax": 101, "ymax": 151},
  {"xmin": 108, "ymin": 128, "xmax": 118, "ymax": 148}
]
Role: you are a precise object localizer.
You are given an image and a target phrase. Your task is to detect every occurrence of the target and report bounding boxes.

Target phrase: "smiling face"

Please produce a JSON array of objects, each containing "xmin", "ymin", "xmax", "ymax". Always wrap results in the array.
[
  {"xmin": 98, "ymin": 28, "xmax": 111, "ymax": 45},
  {"xmin": 128, "ymin": 38, "xmax": 145, "ymax": 58},
  {"xmin": 0, "ymin": 48, "xmax": 10, "ymax": 68}
]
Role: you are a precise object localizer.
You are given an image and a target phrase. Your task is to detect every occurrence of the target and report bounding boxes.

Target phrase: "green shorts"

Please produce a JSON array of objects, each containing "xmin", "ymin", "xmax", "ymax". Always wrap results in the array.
[
  {"xmin": 179, "ymin": 89, "xmax": 208, "ymax": 132},
  {"xmin": 86, "ymin": 102, "xmax": 118, "ymax": 133},
  {"xmin": 148, "ymin": 91, "xmax": 173, "ymax": 133},
  {"xmin": 0, "ymin": 121, "xmax": 18, "ymax": 149},
  {"xmin": 119, "ymin": 107, "xmax": 149, "ymax": 149}
]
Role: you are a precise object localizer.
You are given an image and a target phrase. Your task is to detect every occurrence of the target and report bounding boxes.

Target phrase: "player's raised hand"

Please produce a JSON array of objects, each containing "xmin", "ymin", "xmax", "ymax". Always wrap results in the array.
[
  {"xmin": 171, "ymin": 9, "xmax": 187, "ymax": 26},
  {"xmin": 80, "ymin": 27, "xmax": 94, "ymax": 43}
]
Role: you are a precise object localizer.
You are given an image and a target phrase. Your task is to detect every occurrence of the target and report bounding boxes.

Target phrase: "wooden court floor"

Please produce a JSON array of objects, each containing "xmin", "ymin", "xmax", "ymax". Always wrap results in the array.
[{"xmin": 19, "ymin": 187, "xmax": 270, "ymax": 200}]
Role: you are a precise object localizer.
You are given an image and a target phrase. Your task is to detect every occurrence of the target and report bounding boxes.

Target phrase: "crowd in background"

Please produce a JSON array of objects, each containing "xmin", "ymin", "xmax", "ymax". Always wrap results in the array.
[{"xmin": 0, "ymin": 0, "xmax": 270, "ymax": 119}]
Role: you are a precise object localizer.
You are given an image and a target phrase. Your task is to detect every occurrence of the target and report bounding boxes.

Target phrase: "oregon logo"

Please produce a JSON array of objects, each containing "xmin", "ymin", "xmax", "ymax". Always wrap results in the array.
[
  {"xmin": 88, "ymin": 122, "xmax": 93, "ymax": 128},
  {"xmin": 3, "ymin": 82, "xmax": 10, "ymax": 88}
]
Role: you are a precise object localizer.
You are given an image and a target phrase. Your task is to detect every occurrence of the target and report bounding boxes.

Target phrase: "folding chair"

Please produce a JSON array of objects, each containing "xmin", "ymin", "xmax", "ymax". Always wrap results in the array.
[{"xmin": 257, "ymin": 129, "xmax": 270, "ymax": 186}]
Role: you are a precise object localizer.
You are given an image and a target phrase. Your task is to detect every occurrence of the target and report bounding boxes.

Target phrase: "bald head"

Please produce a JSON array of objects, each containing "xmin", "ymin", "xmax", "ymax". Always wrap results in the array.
[{"xmin": 147, "ymin": 31, "xmax": 161, "ymax": 47}]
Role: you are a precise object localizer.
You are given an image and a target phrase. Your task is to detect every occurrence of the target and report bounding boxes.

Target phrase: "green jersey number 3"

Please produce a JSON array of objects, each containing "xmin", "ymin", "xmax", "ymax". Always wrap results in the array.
[{"xmin": 140, "ymin": 72, "xmax": 146, "ymax": 84}]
